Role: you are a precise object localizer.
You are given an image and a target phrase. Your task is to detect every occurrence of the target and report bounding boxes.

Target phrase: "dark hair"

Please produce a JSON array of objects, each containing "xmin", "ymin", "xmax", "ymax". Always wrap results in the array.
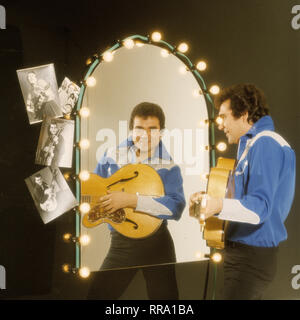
[
  {"xmin": 129, "ymin": 102, "xmax": 165, "ymax": 130},
  {"xmin": 214, "ymin": 83, "xmax": 269, "ymax": 123}
]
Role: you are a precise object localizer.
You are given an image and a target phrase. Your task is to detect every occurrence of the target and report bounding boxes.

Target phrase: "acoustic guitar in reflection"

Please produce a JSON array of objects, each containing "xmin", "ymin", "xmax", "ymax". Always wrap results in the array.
[
  {"xmin": 81, "ymin": 164, "xmax": 164, "ymax": 239},
  {"xmin": 190, "ymin": 157, "xmax": 235, "ymax": 249}
]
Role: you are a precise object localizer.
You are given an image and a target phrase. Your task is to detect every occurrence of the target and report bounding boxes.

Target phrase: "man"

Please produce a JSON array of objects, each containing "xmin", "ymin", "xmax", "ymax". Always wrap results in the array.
[
  {"xmin": 190, "ymin": 83, "xmax": 296, "ymax": 300},
  {"xmin": 39, "ymin": 121, "xmax": 65, "ymax": 166},
  {"xmin": 87, "ymin": 102, "xmax": 186, "ymax": 300}
]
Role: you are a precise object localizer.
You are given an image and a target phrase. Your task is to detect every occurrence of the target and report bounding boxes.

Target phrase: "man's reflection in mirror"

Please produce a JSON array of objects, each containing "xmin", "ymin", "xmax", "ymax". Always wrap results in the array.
[{"xmin": 87, "ymin": 102, "xmax": 186, "ymax": 299}]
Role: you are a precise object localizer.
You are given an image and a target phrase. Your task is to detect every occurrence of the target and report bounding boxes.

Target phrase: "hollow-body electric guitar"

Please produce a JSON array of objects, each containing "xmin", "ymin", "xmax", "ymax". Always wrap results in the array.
[
  {"xmin": 81, "ymin": 164, "xmax": 164, "ymax": 239},
  {"xmin": 191, "ymin": 157, "xmax": 235, "ymax": 249}
]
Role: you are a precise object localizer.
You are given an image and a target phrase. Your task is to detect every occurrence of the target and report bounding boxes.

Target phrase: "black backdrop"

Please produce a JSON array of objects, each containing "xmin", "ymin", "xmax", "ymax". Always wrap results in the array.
[{"xmin": 0, "ymin": 0, "xmax": 299, "ymax": 300}]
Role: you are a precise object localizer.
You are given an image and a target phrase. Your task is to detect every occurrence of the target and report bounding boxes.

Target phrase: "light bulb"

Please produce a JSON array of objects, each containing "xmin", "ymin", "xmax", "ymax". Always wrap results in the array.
[
  {"xmin": 79, "ymin": 170, "xmax": 90, "ymax": 181},
  {"xmin": 195, "ymin": 251, "xmax": 204, "ymax": 259},
  {"xmin": 198, "ymin": 119, "xmax": 208, "ymax": 128},
  {"xmin": 211, "ymin": 252, "xmax": 222, "ymax": 263},
  {"xmin": 209, "ymin": 85, "xmax": 220, "ymax": 95},
  {"xmin": 215, "ymin": 116, "xmax": 223, "ymax": 126},
  {"xmin": 179, "ymin": 65, "xmax": 188, "ymax": 75},
  {"xmin": 62, "ymin": 264, "xmax": 70, "ymax": 273},
  {"xmin": 217, "ymin": 142, "xmax": 227, "ymax": 152},
  {"xmin": 193, "ymin": 89, "xmax": 202, "ymax": 98},
  {"xmin": 178, "ymin": 42, "xmax": 188, "ymax": 53},
  {"xmin": 151, "ymin": 31, "xmax": 162, "ymax": 42},
  {"xmin": 79, "ymin": 234, "xmax": 91, "ymax": 246},
  {"xmin": 160, "ymin": 49, "xmax": 169, "ymax": 58},
  {"xmin": 200, "ymin": 173, "xmax": 209, "ymax": 181},
  {"xmin": 123, "ymin": 38, "xmax": 135, "ymax": 49},
  {"xmin": 79, "ymin": 107, "xmax": 90, "ymax": 118},
  {"xmin": 79, "ymin": 139, "xmax": 90, "ymax": 150},
  {"xmin": 196, "ymin": 61, "xmax": 207, "ymax": 71},
  {"xmin": 63, "ymin": 233, "xmax": 72, "ymax": 241},
  {"xmin": 79, "ymin": 202, "xmax": 90, "ymax": 214},
  {"xmin": 79, "ymin": 267, "xmax": 90, "ymax": 278},
  {"xmin": 136, "ymin": 42, "xmax": 145, "ymax": 47},
  {"xmin": 103, "ymin": 51, "xmax": 114, "ymax": 62},
  {"xmin": 86, "ymin": 76, "xmax": 96, "ymax": 87}
]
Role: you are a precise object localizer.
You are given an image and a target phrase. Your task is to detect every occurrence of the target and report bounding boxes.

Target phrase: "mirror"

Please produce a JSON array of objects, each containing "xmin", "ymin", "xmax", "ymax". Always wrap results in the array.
[{"xmin": 80, "ymin": 42, "xmax": 211, "ymax": 271}]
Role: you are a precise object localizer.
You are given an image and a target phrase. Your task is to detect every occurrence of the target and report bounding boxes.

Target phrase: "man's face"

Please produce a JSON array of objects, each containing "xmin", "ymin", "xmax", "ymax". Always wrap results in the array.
[
  {"xmin": 218, "ymin": 99, "xmax": 251, "ymax": 144},
  {"xmin": 132, "ymin": 116, "xmax": 161, "ymax": 154},
  {"xmin": 27, "ymin": 72, "xmax": 37, "ymax": 85},
  {"xmin": 49, "ymin": 124, "xmax": 58, "ymax": 135}
]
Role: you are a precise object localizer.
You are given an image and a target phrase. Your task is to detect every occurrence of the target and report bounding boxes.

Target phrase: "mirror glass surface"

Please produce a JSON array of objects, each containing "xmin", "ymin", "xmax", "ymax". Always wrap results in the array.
[{"xmin": 80, "ymin": 43, "xmax": 210, "ymax": 271}]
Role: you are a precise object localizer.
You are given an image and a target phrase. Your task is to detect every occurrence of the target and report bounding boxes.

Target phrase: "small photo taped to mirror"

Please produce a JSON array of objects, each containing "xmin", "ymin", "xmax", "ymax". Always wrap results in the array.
[
  {"xmin": 58, "ymin": 77, "xmax": 80, "ymax": 115},
  {"xmin": 25, "ymin": 166, "xmax": 78, "ymax": 224},
  {"xmin": 35, "ymin": 117, "xmax": 75, "ymax": 168},
  {"xmin": 16, "ymin": 63, "xmax": 63, "ymax": 125}
]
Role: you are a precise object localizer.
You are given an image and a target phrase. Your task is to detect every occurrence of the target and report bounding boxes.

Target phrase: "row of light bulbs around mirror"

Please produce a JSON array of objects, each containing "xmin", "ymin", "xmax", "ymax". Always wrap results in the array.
[
  {"xmin": 61, "ymin": 229, "xmax": 222, "ymax": 279},
  {"xmin": 64, "ymin": 32, "xmax": 224, "ymax": 278},
  {"xmin": 84, "ymin": 31, "xmax": 220, "ymax": 96}
]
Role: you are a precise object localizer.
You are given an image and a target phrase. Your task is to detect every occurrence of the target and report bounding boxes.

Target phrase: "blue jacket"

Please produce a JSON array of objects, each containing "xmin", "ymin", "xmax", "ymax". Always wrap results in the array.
[
  {"xmin": 94, "ymin": 138, "xmax": 186, "ymax": 224},
  {"xmin": 221, "ymin": 116, "xmax": 296, "ymax": 247}
]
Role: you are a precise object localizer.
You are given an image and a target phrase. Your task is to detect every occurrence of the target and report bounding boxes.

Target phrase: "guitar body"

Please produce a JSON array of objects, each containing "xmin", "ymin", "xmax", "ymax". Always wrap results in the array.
[
  {"xmin": 81, "ymin": 164, "xmax": 164, "ymax": 239},
  {"xmin": 204, "ymin": 157, "xmax": 235, "ymax": 249}
]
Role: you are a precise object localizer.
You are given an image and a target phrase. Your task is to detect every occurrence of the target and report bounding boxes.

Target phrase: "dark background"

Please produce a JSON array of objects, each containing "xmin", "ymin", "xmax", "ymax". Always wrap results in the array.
[{"xmin": 0, "ymin": 0, "xmax": 299, "ymax": 300}]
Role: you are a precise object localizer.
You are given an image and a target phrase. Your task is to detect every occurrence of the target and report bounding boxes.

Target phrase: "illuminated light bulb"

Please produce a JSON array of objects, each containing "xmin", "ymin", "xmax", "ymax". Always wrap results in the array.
[
  {"xmin": 62, "ymin": 264, "xmax": 70, "ymax": 273},
  {"xmin": 64, "ymin": 113, "xmax": 71, "ymax": 120},
  {"xmin": 79, "ymin": 267, "xmax": 90, "ymax": 278},
  {"xmin": 79, "ymin": 139, "xmax": 90, "ymax": 150},
  {"xmin": 216, "ymin": 142, "xmax": 227, "ymax": 152},
  {"xmin": 86, "ymin": 76, "xmax": 96, "ymax": 87},
  {"xmin": 63, "ymin": 233, "xmax": 72, "ymax": 241},
  {"xmin": 79, "ymin": 202, "xmax": 90, "ymax": 214},
  {"xmin": 211, "ymin": 252, "xmax": 222, "ymax": 263},
  {"xmin": 200, "ymin": 213, "xmax": 206, "ymax": 221},
  {"xmin": 193, "ymin": 89, "xmax": 203, "ymax": 98},
  {"xmin": 209, "ymin": 85, "xmax": 220, "ymax": 95},
  {"xmin": 160, "ymin": 49, "xmax": 169, "ymax": 58},
  {"xmin": 200, "ymin": 173, "xmax": 209, "ymax": 181},
  {"xmin": 123, "ymin": 38, "xmax": 135, "ymax": 49},
  {"xmin": 135, "ymin": 42, "xmax": 145, "ymax": 47},
  {"xmin": 195, "ymin": 251, "xmax": 204, "ymax": 259},
  {"xmin": 198, "ymin": 119, "xmax": 208, "ymax": 128},
  {"xmin": 151, "ymin": 31, "xmax": 162, "ymax": 42},
  {"xmin": 79, "ymin": 170, "xmax": 90, "ymax": 181},
  {"xmin": 79, "ymin": 234, "xmax": 91, "ymax": 246},
  {"xmin": 179, "ymin": 65, "xmax": 188, "ymax": 75},
  {"xmin": 86, "ymin": 58, "xmax": 92, "ymax": 66},
  {"xmin": 196, "ymin": 61, "xmax": 207, "ymax": 71},
  {"xmin": 79, "ymin": 107, "xmax": 90, "ymax": 118},
  {"xmin": 215, "ymin": 116, "xmax": 223, "ymax": 126},
  {"xmin": 178, "ymin": 42, "xmax": 188, "ymax": 53},
  {"xmin": 64, "ymin": 172, "xmax": 70, "ymax": 180},
  {"xmin": 103, "ymin": 51, "xmax": 114, "ymax": 62}
]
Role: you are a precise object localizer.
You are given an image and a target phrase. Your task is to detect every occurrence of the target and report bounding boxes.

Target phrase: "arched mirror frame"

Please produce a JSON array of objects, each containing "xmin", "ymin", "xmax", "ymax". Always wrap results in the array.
[{"xmin": 73, "ymin": 34, "xmax": 218, "ymax": 287}]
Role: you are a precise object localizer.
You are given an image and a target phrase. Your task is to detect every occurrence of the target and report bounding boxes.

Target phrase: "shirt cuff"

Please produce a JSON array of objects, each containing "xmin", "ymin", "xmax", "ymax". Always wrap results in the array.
[
  {"xmin": 218, "ymin": 199, "xmax": 260, "ymax": 225},
  {"xmin": 135, "ymin": 195, "xmax": 172, "ymax": 217}
]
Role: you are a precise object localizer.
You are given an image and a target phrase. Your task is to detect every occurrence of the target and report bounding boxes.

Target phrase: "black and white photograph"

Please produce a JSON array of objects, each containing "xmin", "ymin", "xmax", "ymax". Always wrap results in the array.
[
  {"xmin": 35, "ymin": 117, "xmax": 75, "ymax": 168},
  {"xmin": 16, "ymin": 63, "xmax": 63, "ymax": 124},
  {"xmin": 58, "ymin": 77, "xmax": 80, "ymax": 115},
  {"xmin": 25, "ymin": 166, "xmax": 78, "ymax": 224}
]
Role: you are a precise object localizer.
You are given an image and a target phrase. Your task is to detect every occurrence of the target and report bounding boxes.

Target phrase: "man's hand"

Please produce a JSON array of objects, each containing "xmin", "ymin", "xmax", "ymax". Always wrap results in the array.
[
  {"xmin": 99, "ymin": 190, "xmax": 138, "ymax": 214},
  {"xmin": 189, "ymin": 192, "xmax": 223, "ymax": 221}
]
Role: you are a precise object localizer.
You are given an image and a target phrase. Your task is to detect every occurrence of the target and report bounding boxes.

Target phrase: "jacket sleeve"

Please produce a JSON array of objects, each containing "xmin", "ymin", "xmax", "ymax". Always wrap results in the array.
[
  {"xmin": 219, "ymin": 137, "xmax": 283, "ymax": 224},
  {"xmin": 135, "ymin": 165, "xmax": 186, "ymax": 221}
]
